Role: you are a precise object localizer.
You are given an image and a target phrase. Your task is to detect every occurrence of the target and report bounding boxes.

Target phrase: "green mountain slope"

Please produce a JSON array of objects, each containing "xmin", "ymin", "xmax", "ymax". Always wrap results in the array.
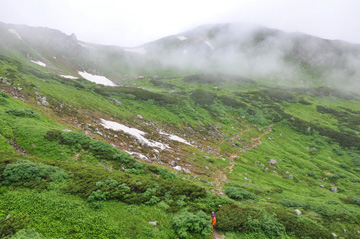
[{"xmin": 0, "ymin": 22, "xmax": 360, "ymax": 238}]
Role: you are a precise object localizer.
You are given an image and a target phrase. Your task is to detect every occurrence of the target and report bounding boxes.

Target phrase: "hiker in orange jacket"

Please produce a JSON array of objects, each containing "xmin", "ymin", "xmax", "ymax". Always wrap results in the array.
[{"xmin": 211, "ymin": 212, "xmax": 216, "ymax": 228}]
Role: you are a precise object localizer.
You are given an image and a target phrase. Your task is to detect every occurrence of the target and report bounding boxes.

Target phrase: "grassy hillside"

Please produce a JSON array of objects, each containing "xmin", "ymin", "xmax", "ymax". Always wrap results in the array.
[{"xmin": 0, "ymin": 23, "xmax": 360, "ymax": 238}]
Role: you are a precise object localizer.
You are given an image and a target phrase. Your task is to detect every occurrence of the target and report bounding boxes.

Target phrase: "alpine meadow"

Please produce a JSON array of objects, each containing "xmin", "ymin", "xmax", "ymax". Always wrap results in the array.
[{"xmin": 0, "ymin": 21, "xmax": 360, "ymax": 239}]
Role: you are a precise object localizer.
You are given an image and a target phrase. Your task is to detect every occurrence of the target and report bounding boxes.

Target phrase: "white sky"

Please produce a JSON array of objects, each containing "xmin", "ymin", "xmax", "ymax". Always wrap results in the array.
[{"xmin": 0, "ymin": 0, "xmax": 359, "ymax": 47}]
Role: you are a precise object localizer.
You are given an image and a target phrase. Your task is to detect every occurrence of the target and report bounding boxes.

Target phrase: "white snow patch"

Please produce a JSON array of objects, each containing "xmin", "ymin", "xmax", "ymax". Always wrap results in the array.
[
  {"xmin": 100, "ymin": 119, "xmax": 169, "ymax": 150},
  {"xmin": 78, "ymin": 43, "xmax": 94, "ymax": 49},
  {"xmin": 177, "ymin": 36, "xmax": 187, "ymax": 41},
  {"xmin": 203, "ymin": 40, "xmax": 214, "ymax": 50},
  {"xmin": 183, "ymin": 49, "xmax": 188, "ymax": 55},
  {"xmin": 60, "ymin": 75, "xmax": 78, "ymax": 79},
  {"xmin": 125, "ymin": 151, "xmax": 150, "ymax": 161},
  {"xmin": 8, "ymin": 29, "xmax": 21, "ymax": 40},
  {"xmin": 78, "ymin": 71, "xmax": 116, "ymax": 86},
  {"xmin": 30, "ymin": 60, "xmax": 46, "ymax": 67},
  {"xmin": 160, "ymin": 131, "xmax": 193, "ymax": 146},
  {"xmin": 124, "ymin": 48, "xmax": 146, "ymax": 55}
]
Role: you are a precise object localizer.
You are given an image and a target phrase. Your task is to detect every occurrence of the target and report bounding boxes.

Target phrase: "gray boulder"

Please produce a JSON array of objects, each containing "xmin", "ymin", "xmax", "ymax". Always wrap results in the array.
[
  {"xmin": 268, "ymin": 159, "xmax": 277, "ymax": 166},
  {"xmin": 294, "ymin": 209, "xmax": 302, "ymax": 215}
]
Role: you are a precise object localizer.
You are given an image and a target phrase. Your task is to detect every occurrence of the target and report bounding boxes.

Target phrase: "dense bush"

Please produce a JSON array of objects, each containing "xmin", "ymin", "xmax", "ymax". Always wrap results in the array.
[
  {"xmin": 278, "ymin": 199, "xmax": 306, "ymax": 208},
  {"xmin": 217, "ymin": 95, "xmax": 247, "ymax": 109},
  {"xmin": 0, "ymin": 214, "xmax": 29, "ymax": 238},
  {"xmin": 224, "ymin": 187, "xmax": 258, "ymax": 201},
  {"xmin": 3, "ymin": 160, "xmax": 69, "ymax": 184},
  {"xmin": 172, "ymin": 211, "xmax": 212, "ymax": 238},
  {"xmin": 61, "ymin": 131, "xmax": 91, "ymax": 146},
  {"xmin": 216, "ymin": 206, "xmax": 260, "ymax": 231},
  {"xmin": 61, "ymin": 131, "xmax": 133, "ymax": 163},
  {"xmin": 190, "ymin": 89, "xmax": 216, "ymax": 106},
  {"xmin": 271, "ymin": 208, "xmax": 332, "ymax": 239},
  {"xmin": 94, "ymin": 86, "xmax": 178, "ymax": 105},
  {"xmin": 340, "ymin": 196, "xmax": 360, "ymax": 206},
  {"xmin": 247, "ymin": 213, "xmax": 286, "ymax": 238},
  {"xmin": 5, "ymin": 109, "xmax": 40, "ymax": 119},
  {"xmin": 183, "ymin": 74, "xmax": 255, "ymax": 84},
  {"xmin": 44, "ymin": 129, "xmax": 62, "ymax": 141},
  {"xmin": 0, "ymin": 92, "xmax": 10, "ymax": 98}
]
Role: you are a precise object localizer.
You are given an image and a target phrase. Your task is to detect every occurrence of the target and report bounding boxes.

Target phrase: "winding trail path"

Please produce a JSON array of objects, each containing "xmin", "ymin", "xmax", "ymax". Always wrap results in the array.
[{"xmin": 210, "ymin": 125, "xmax": 274, "ymax": 238}]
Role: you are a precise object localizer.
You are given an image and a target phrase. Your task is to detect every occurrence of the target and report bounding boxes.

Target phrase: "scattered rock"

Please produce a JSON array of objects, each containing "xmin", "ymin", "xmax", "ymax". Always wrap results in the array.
[
  {"xmin": 149, "ymin": 221, "xmax": 157, "ymax": 226},
  {"xmin": 136, "ymin": 115, "xmax": 143, "ymax": 120},
  {"xmin": 114, "ymin": 99, "xmax": 122, "ymax": 105},
  {"xmin": 331, "ymin": 232, "xmax": 337, "ymax": 237},
  {"xmin": 268, "ymin": 159, "xmax": 277, "ymax": 166},
  {"xmin": 204, "ymin": 156, "xmax": 210, "ymax": 160},
  {"xmin": 330, "ymin": 187, "xmax": 338, "ymax": 193},
  {"xmin": 311, "ymin": 147, "xmax": 318, "ymax": 151},
  {"xmin": 182, "ymin": 168, "xmax": 191, "ymax": 174},
  {"xmin": 289, "ymin": 174, "xmax": 294, "ymax": 179},
  {"xmin": 294, "ymin": 209, "xmax": 302, "ymax": 215},
  {"xmin": 63, "ymin": 129, "xmax": 72, "ymax": 132},
  {"xmin": 320, "ymin": 185, "xmax": 325, "ymax": 188},
  {"xmin": 265, "ymin": 197, "xmax": 271, "ymax": 200},
  {"xmin": 205, "ymin": 166, "xmax": 209, "ymax": 170},
  {"xmin": 173, "ymin": 166, "xmax": 182, "ymax": 171}
]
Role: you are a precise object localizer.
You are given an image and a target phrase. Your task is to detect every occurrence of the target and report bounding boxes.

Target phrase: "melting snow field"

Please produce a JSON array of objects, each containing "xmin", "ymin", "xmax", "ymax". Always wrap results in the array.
[
  {"xmin": 60, "ymin": 75, "xmax": 78, "ymax": 79},
  {"xmin": 8, "ymin": 29, "xmax": 21, "ymax": 40},
  {"xmin": 30, "ymin": 60, "xmax": 46, "ymax": 67},
  {"xmin": 124, "ymin": 48, "xmax": 146, "ymax": 55},
  {"xmin": 177, "ymin": 36, "xmax": 187, "ymax": 41},
  {"xmin": 100, "ymin": 119, "xmax": 169, "ymax": 150},
  {"xmin": 160, "ymin": 131, "xmax": 193, "ymax": 146},
  {"xmin": 78, "ymin": 71, "xmax": 116, "ymax": 86}
]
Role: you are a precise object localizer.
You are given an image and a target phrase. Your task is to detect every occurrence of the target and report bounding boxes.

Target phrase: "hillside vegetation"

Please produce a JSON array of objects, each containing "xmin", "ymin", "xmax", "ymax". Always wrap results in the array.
[{"xmin": 0, "ymin": 22, "xmax": 360, "ymax": 238}]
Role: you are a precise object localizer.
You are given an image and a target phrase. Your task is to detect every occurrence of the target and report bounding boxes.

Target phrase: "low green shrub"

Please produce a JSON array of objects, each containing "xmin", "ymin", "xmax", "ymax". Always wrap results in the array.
[
  {"xmin": 278, "ymin": 199, "xmax": 306, "ymax": 208},
  {"xmin": 0, "ymin": 214, "xmax": 29, "ymax": 238},
  {"xmin": 3, "ymin": 160, "xmax": 69, "ymax": 184},
  {"xmin": 340, "ymin": 196, "xmax": 360, "ymax": 206},
  {"xmin": 5, "ymin": 109, "xmax": 40, "ymax": 119},
  {"xmin": 247, "ymin": 213, "xmax": 286, "ymax": 238},
  {"xmin": 8, "ymin": 228, "xmax": 47, "ymax": 239},
  {"xmin": 44, "ymin": 129, "xmax": 62, "ymax": 141},
  {"xmin": 0, "ymin": 92, "xmax": 10, "ymax": 98},
  {"xmin": 272, "ymin": 208, "xmax": 332, "ymax": 239},
  {"xmin": 224, "ymin": 187, "xmax": 258, "ymax": 201},
  {"xmin": 172, "ymin": 211, "xmax": 212, "ymax": 238}
]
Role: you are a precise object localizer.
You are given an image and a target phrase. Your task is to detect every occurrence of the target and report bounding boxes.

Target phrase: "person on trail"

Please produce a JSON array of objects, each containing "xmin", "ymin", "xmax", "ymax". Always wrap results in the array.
[
  {"xmin": 211, "ymin": 212, "xmax": 216, "ymax": 228},
  {"xmin": 217, "ymin": 205, "xmax": 222, "ymax": 210}
]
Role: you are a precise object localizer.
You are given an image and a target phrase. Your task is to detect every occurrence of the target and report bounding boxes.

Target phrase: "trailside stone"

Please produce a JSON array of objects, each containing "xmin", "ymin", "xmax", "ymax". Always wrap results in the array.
[
  {"xmin": 294, "ymin": 209, "xmax": 302, "ymax": 215},
  {"xmin": 149, "ymin": 221, "xmax": 157, "ymax": 226},
  {"xmin": 268, "ymin": 159, "xmax": 277, "ymax": 166}
]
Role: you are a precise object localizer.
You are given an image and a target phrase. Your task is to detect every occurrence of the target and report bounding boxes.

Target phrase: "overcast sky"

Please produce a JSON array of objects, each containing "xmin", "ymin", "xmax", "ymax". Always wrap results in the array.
[{"xmin": 0, "ymin": 0, "xmax": 359, "ymax": 47}]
